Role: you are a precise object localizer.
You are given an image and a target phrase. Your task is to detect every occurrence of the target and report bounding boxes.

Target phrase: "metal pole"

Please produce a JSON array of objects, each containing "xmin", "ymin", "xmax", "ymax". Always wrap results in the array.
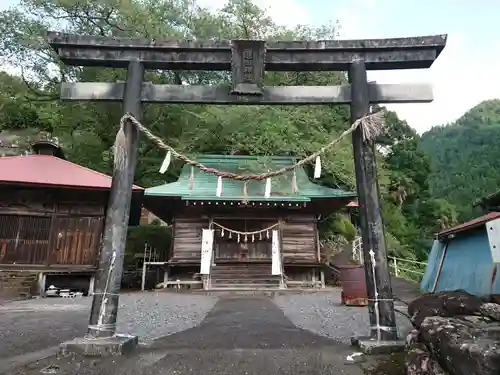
[
  {"xmin": 87, "ymin": 61, "xmax": 144, "ymax": 338},
  {"xmin": 349, "ymin": 59, "xmax": 398, "ymax": 341}
]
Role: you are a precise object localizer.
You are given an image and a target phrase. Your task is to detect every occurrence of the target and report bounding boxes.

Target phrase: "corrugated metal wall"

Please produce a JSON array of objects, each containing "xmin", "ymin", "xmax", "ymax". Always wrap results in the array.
[
  {"xmin": 421, "ymin": 231, "xmax": 500, "ymax": 296},
  {"xmin": 420, "ymin": 240, "xmax": 444, "ymax": 292}
]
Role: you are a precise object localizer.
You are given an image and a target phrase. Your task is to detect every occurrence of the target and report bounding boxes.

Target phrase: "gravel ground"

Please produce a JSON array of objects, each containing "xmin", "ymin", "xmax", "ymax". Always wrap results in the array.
[
  {"xmin": 0, "ymin": 292, "xmax": 218, "ymax": 361},
  {"xmin": 273, "ymin": 289, "xmax": 412, "ymax": 344},
  {"xmin": 116, "ymin": 292, "xmax": 218, "ymax": 341},
  {"xmin": 12, "ymin": 296, "xmax": 370, "ymax": 375}
]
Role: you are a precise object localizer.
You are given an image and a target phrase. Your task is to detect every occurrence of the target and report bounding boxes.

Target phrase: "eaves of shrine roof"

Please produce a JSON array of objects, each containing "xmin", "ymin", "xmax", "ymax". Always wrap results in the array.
[{"xmin": 145, "ymin": 154, "xmax": 355, "ymax": 202}]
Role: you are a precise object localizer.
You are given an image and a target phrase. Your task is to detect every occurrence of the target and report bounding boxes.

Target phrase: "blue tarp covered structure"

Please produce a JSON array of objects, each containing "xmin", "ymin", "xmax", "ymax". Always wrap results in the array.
[{"xmin": 420, "ymin": 213, "xmax": 500, "ymax": 296}]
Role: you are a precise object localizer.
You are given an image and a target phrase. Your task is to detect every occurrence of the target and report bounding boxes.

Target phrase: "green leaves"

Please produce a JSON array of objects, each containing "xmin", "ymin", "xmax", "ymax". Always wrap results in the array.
[
  {"xmin": 0, "ymin": 0, "xmax": 451, "ymax": 264},
  {"xmin": 421, "ymin": 99, "xmax": 500, "ymax": 221},
  {"xmin": 379, "ymin": 109, "xmax": 459, "ymax": 261}
]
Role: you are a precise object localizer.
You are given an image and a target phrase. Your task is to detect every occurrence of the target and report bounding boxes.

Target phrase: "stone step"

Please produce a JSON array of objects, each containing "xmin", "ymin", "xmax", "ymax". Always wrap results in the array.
[
  {"xmin": 285, "ymin": 283, "xmax": 319, "ymax": 289},
  {"xmin": 211, "ymin": 274, "xmax": 274, "ymax": 279},
  {"xmin": 212, "ymin": 266, "xmax": 271, "ymax": 268},
  {"xmin": 211, "ymin": 266, "xmax": 272, "ymax": 271},
  {"xmin": 210, "ymin": 263, "xmax": 279, "ymax": 289},
  {"xmin": 210, "ymin": 283, "xmax": 280, "ymax": 289},
  {"xmin": 211, "ymin": 273, "xmax": 279, "ymax": 278},
  {"xmin": 212, "ymin": 280, "xmax": 280, "ymax": 284},
  {"xmin": 212, "ymin": 263, "xmax": 271, "ymax": 266},
  {"xmin": 212, "ymin": 279, "xmax": 279, "ymax": 284}
]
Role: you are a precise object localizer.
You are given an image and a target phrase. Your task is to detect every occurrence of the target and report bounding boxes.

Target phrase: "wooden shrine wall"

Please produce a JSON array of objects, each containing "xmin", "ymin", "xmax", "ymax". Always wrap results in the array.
[
  {"xmin": 170, "ymin": 216, "xmax": 208, "ymax": 264},
  {"xmin": 213, "ymin": 218, "xmax": 275, "ymax": 261},
  {"xmin": 0, "ymin": 186, "xmax": 105, "ymax": 269},
  {"xmin": 280, "ymin": 214, "xmax": 318, "ymax": 264},
  {"xmin": 170, "ymin": 212, "xmax": 319, "ymax": 265}
]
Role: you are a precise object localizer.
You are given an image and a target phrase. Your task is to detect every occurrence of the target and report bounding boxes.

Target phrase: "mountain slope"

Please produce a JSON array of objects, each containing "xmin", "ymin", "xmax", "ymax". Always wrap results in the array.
[{"xmin": 420, "ymin": 99, "xmax": 500, "ymax": 219}]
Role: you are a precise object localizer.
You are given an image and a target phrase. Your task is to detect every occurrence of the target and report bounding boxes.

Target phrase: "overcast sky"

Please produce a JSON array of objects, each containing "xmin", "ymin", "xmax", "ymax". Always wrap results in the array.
[{"xmin": 1, "ymin": 0, "xmax": 499, "ymax": 133}]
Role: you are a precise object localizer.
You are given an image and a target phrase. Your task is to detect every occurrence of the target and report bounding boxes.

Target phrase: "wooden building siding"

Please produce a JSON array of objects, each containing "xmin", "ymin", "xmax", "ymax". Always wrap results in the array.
[
  {"xmin": 169, "ymin": 212, "xmax": 319, "ymax": 265},
  {"xmin": 214, "ymin": 218, "xmax": 275, "ymax": 261},
  {"xmin": 170, "ymin": 216, "xmax": 208, "ymax": 264},
  {"xmin": 52, "ymin": 216, "xmax": 104, "ymax": 265},
  {"xmin": 0, "ymin": 187, "xmax": 105, "ymax": 269},
  {"xmin": 281, "ymin": 214, "xmax": 318, "ymax": 264}
]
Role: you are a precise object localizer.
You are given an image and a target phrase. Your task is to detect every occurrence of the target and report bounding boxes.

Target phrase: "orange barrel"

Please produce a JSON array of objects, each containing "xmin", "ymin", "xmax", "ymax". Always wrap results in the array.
[{"xmin": 337, "ymin": 265, "xmax": 368, "ymax": 306}]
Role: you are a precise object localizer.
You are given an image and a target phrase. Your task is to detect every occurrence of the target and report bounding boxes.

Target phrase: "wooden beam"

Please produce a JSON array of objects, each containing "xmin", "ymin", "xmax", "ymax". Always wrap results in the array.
[
  {"xmin": 47, "ymin": 32, "xmax": 447, "ymax": 71},
  {"xmin": 60, "ymin": 82, "xmax": 433, "ymax": 104}
]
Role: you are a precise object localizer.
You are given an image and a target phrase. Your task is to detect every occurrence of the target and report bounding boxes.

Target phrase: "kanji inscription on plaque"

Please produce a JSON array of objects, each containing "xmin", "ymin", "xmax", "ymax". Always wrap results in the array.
[{"xmin": 231, "ymin": 40, "xmax": 265, "ymax": 95}]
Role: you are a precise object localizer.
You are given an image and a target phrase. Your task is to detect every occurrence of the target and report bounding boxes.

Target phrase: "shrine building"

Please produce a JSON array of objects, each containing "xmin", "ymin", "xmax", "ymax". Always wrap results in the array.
[{"xmin": 144, "ymin": 154, "xmax": 356, "ymax": 290}]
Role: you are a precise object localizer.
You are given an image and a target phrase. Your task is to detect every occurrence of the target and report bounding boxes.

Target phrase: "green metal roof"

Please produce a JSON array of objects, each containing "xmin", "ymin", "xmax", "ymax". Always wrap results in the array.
[{"xmin": 145, "ymin": 155, "xmax": 356, "ymax": 202}]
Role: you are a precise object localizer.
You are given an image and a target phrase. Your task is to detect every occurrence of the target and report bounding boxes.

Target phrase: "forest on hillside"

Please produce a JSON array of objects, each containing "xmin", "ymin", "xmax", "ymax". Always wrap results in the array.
[
  {"xmin": 420, "ymin": 99, "xmax": 500, "ymax": 220},
  {"xmin": 0, "ymin": 0, "xmax": 460, "ymax": 262}
]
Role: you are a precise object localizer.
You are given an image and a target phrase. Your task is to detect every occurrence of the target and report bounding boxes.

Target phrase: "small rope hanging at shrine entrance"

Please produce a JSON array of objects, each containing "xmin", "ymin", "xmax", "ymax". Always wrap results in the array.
[
  {"xmin": 113, "ymin": 116, "xmax": 130, "ymax": 172},
  {"xmin": 212, "ymin": 221, "xmax": 280, "ymax": 243},
  {"xmin": 119, "ymin": 111, "xmax": 385, "ymax": 200}
]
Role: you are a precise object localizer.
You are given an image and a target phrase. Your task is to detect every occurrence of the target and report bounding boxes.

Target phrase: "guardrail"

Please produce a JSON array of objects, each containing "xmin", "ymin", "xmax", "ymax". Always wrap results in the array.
[
  {"xmin": 388, "ymin": 256, "xmax": 427, "ymax": 282},
  {"xmin": 351, "ymin": 236, "xmax": 428, "ymax": 282}
]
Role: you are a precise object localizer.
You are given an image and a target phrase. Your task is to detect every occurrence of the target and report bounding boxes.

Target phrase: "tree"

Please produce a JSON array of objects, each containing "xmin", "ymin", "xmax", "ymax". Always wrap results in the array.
[
  {"xmin": 379, "ymin": 109, "xmax": 458, "ymax": 260},
  {"xmin": 0, "ymin": 0, "xmax": 448, "ymax": 262},
  {"xmin": 421, "ymin": 99, "xmax": 500, "ymax": 220}
]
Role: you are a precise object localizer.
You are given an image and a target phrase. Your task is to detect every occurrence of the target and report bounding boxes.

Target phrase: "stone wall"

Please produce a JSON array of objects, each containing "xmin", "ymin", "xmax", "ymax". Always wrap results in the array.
[{"xmin": 405, "ymin": 291, "xmax": 500, "ymax": 375}]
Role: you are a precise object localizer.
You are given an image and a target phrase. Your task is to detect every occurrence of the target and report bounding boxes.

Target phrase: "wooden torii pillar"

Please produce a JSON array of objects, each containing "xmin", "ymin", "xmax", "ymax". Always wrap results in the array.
[{"xmin": 47, "ymin": 32, "xmax": 446, "ymax": 354}]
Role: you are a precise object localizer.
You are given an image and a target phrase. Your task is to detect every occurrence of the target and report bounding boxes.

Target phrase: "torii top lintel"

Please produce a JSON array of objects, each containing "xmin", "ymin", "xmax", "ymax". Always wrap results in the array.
[{"xmin": 46, "ymin": 32, "xmax": 447, "ymax": 71}]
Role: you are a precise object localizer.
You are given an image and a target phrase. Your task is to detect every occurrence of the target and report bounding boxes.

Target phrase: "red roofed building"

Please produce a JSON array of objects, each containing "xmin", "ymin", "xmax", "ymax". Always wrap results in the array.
[{"xmin": 0, "ymin": 141, "xmax": 143, "ymax": 298}]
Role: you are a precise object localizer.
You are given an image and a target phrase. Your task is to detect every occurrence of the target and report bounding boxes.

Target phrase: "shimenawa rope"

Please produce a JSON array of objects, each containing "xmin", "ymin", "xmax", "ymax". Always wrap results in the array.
[
  {"xmin": 115, "ymin": 110, "xmax": 385, "ymax": 181},
  {"xmin": 211, "ymin": 220, "xmax": 281, "ymax": 236}
]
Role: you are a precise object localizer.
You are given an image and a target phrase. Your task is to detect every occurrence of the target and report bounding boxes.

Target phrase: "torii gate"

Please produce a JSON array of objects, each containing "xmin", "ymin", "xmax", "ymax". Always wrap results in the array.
[{"xmin": 47, "ymin": 32, "xmax": 446, "ymax": 355}]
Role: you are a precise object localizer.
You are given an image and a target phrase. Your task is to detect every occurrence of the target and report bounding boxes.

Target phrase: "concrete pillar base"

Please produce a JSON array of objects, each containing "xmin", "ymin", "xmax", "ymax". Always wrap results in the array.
[
  {"xmin": 351, "ymin": 336, "xmax": 405, "ymax": 355},
  {"xmin": 60, "ymin": 334, "xmax": 138, "ymax": 357}
]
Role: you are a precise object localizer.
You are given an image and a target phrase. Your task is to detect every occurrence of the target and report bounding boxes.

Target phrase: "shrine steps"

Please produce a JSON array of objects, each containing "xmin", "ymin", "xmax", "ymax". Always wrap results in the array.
[{"xmin": 209, "ymin": 263, "xmax": 281, "ymax": 289}]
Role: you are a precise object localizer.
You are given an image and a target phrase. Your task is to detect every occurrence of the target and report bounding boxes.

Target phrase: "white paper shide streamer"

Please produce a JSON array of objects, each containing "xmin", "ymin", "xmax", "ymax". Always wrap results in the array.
[
  {"xmin": 265, "ymin": 177, "xmax": 271, "ymax": 198},
  {"xmin": 216, "ymin": 176, "xmax": 223, "ymax": 197},
  {"xmin": 159, "ymin": 151, "xmax": 172, "ymax": 174},
  {"xmin": 314, "ymin": 155, "xmax": 321, "ymax": 179},
  {"xmin": 200, "ymin": 229, "xmax": 214, "ymax": 275},
  {"xmin": 271, "ymin": 230, "xmax": 282, "ymax": 275}
]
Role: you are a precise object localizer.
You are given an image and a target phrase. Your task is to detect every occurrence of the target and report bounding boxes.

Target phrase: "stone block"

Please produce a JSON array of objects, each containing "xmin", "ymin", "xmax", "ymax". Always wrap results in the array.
[
  {"xmin": 351, "ymin": 336, "xmax": 406, "ymax": 355},
  {"xmin": 60, "ymin": 334, "xmax": 138, "ymax": 357}
]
